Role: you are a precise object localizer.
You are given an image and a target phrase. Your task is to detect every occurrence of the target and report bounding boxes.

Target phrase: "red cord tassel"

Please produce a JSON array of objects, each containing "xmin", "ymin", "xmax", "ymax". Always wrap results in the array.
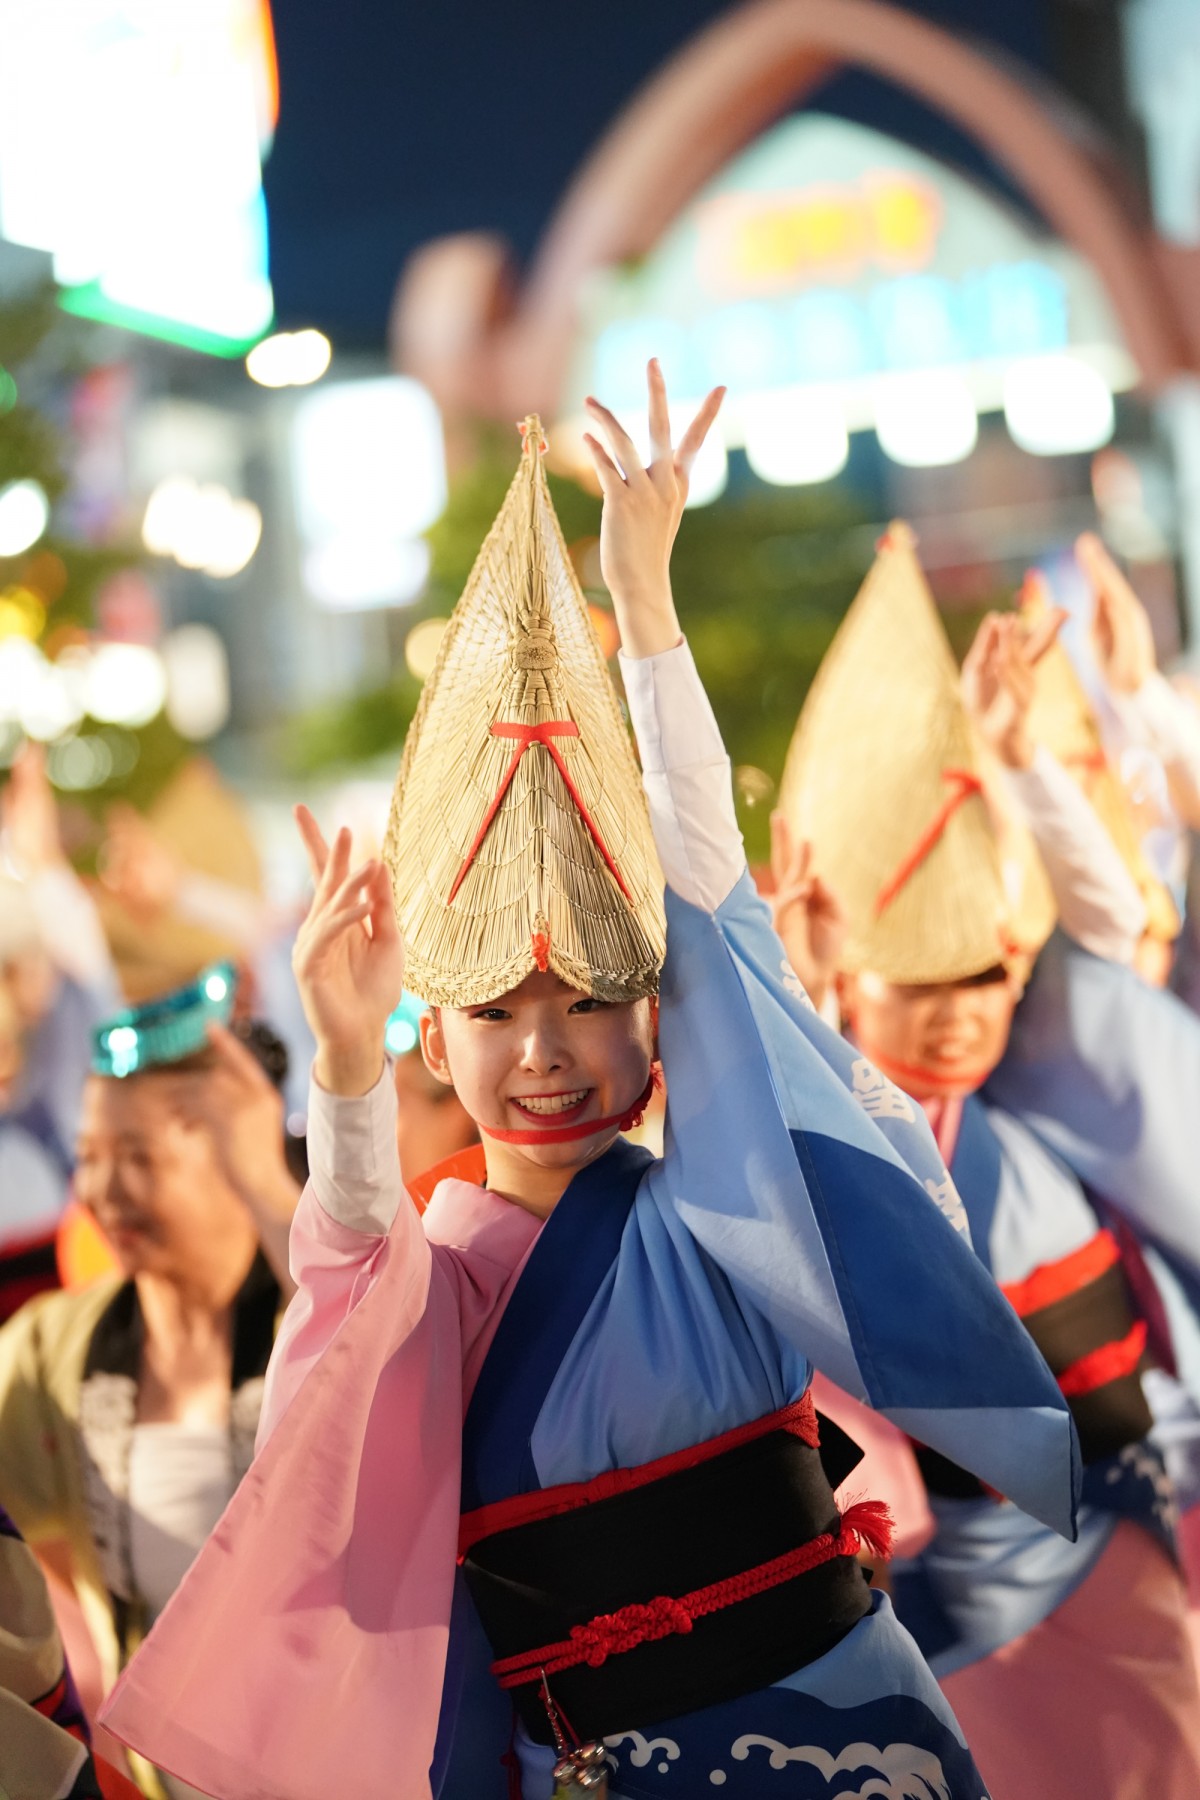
[{"xmin": 841, "ymin": 1498, "xmax": 896, "ymax": 1562}]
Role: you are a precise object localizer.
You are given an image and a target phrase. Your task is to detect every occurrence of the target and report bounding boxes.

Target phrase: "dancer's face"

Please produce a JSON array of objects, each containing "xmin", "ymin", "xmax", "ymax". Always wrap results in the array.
[
  {"xmin": 75, "ymin": 1070, "xmax": 257, "ymax": 1281},
  {"xmin": 841, "ymin": 964, "xmax": 1019, "ymax": 1099},
  {"xmin": 421, "ymin": 970, "xmax": 654, "ymax": 1175}
]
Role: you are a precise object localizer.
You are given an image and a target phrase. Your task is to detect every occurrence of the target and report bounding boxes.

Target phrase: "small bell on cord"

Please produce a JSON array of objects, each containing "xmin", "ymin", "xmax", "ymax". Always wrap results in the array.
[{"xmin": 553, "ymin": 1739, "xmax": 609, "ymax": 1793}]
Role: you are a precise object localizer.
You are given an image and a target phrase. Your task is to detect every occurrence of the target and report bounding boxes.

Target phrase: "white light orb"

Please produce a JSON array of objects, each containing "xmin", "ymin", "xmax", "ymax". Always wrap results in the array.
[
  {"xmin": 404, "ymin": 617, "xmax": 449, "ymax": 681},
  {"xmin": 874, "ymin": 370, "xmax": 979, "ymax": 468},
  {"xmin": 743, "ymin": 387, "xmax": 849, "ymax": 486},
  {"xmin": 162, "ymin": 624, "xmax": 231, "ymax": 739},
  {"xmin": 246, "ymin": 329, "xmax": 331, "ymax": 389},
  {"xmin": 0, "ymin": 638, "xmax": 45, "ymax": 722},
  {"xmin": 84, "ymin": 643, "xmax": 167, "ymax": 727},
  {"xmin": 20, "ymin": 661, "xmax": 85, "ymax": 742},
  {"xmin": 0, "ymin": 480, "xmax": 50, "ymax": 557},
  {"xmin": 303, "ymin": 537, "xmax": 431, "ymax": 610},
  {"xmin": 1003, "ymin": 355, "xmax": 1115, "ymax": 456}
]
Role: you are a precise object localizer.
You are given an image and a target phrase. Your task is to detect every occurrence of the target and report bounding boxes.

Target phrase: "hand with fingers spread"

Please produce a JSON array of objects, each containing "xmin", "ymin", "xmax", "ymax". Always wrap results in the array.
[
  {"xmin": 582, "ymin": 358, "xmax": 725, "ymax": 659},
  {"xmin": 1078, "ymin": 531, "xmax": 1157, "ymax": 695},
  {"xmin": 768, "ymin": 812, "xmax": 847, "ymax": 1014},
  {"xmin": 292, "ymin": 805, "xmax": 405, "ymax": 1097},
  {"xmin": 962, "ymin": 604, "xmax": 1064, "ymax": 770}
]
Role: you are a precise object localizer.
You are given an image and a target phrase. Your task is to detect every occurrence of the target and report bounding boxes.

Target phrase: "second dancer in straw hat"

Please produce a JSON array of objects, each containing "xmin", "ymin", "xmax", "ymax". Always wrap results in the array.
[
  {"xmin": 779, "ymin": 522, "xmax": 1200, "ymax": 1800},
  {"xmin": 102, "ymin": 365, "xmax": 1075, "ymax": 1800}
]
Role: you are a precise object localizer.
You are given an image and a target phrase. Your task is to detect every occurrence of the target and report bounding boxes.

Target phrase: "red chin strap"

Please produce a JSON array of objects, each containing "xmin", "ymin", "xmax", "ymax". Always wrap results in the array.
[{"xmin": 480, "ymin": 1066, "xmax": 660, "ymax": 1147}]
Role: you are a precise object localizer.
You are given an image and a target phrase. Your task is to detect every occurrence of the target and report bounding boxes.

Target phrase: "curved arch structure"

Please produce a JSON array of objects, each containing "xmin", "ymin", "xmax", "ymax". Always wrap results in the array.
[{"xmin": 392, "ymin": 0, "xmax": 1198, "ymax": 419}]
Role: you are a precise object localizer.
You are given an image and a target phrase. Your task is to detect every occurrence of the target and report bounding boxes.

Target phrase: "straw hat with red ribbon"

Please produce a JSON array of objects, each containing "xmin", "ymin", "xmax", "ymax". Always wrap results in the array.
[
  {"xmin": 779, "ymin": 523, "xmax": 1010, "ymax": 987},
  {"xmin": 384, "ymin": 417, "xmax": 665, "ymax": 1008}
]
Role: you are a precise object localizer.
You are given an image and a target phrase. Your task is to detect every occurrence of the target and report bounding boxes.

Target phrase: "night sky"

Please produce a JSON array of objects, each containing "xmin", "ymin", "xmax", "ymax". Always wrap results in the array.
[{"xmin": 262, "ymin": 0, "xmax": 1061, "ymax": 348}]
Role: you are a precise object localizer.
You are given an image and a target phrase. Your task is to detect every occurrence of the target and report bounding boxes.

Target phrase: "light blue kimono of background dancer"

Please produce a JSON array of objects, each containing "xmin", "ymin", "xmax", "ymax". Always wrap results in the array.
[{"xmin": 990, "ymin": 929, "xmax": 1200, "ymax": 1544}]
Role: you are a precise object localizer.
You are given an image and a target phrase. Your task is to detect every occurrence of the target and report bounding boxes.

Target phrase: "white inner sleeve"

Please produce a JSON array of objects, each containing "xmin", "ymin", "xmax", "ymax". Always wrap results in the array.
[
  {"xmin": 619, "ymin": 640, "xmax": 746, "ymax": 913},
  {"xmin": 127, "ymin": 1423, "xmax": 233, "ymax": 1626},
  {"xmin": 29, "ymin": 866, "xmax": 115, "ymax": 991},
  {"xmin": 1117, "ymin": 673, "xmax": 1200, "ymax": 829},
  {"xmin": 1003, "ymin": 746, "xmax": 1146, "ymax": 964},
  {"xmin": 305, "ymin": 1059, "xmax": 404, "ymax": 1235}
]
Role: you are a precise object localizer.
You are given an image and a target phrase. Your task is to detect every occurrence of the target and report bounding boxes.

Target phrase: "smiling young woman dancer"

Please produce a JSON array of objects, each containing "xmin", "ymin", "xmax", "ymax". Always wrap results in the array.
[{"xmin": 102, "ymin": 368, "xmax": 1075, "ymax": 1800}]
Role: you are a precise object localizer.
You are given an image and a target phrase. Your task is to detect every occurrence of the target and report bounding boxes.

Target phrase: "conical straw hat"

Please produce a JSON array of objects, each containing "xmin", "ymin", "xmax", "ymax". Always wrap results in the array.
[
  {"xmin": 1020, "ymin": 574, "xmax": 1179, "ymax": 944},
  {"xmin": 779, "ymin": 523, "xmax": 1009, "ymax": 986},
  {"xmin": 384, "ymin": 418, "xmax": 665, "ymax": 1007}
]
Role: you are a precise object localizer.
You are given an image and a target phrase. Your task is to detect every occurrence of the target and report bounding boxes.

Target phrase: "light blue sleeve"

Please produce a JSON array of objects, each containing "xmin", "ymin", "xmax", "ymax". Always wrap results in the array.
[{"xmin": 987, "ymin": 928, "xmax": 1200, "ymax": 1289}]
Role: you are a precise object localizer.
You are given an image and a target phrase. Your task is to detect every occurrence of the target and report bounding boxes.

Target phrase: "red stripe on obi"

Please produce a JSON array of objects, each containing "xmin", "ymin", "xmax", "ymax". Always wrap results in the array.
[
  {"xmin": 1000, "ymin": 1228, "xmax": 1121, "ymax": 1318},
  {"xmin": 1058, "ymin": 1321, "xmax": 1148, "ymax": 1398},
  {"xmin": 458, "ymin": 1393, "xmax": 820, "ymax": 1559}
]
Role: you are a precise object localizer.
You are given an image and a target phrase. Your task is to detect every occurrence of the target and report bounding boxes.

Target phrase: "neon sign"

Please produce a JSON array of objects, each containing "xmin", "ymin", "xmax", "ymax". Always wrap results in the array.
[
  {"xmin": 566, "ymin": 114, "xmax": 1135, "ymax": 444},
  {"xmin": 697, "ymin": 172, "xmax": 943, "ymax": 294}
]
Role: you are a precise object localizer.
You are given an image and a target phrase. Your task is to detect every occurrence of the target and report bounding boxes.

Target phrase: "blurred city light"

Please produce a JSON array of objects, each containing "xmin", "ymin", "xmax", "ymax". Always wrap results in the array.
[
  {"xmin": 163, "ymin": 624, "xmax": 232, "ymax": 739},
  {"xmin": 742, "ymin": 388, "xmax": 850, "ymax": 486},
  {"xmin": 873, "ymin": 369, "xmax": 978, "ymax": 467},
  {"xmin": 246, "ymin": 329, "xmax": 332, "ymax": 388},
  {"xmin": 403, "ymin": 617, "xmax": 449, "ymax": 680},
  {"xmin": 292, "ymin": 377, "xmax": 446, "ymax": 608},
  {"xmin": 1003, "ymin": 354, "xmax": 1116, "ymax": 456},
  {"xmin": 143, "ymin": 477, "xmax": 262, "ymax": 578},
  {"xmin": 19, "ymin": 658, "xmax": 86, "ymax": 742},
  {"xmin": 0, "ymin": 481, "xmax": 50, "ymax": 557},
  {"xmin": 0, "ymin": 1, "xmax": 277, "ymax": 355},
  {"xmin": 48, "ymin": 734, "xmax": 115, "ymax": 791},
  {"xmin": 84, "ymin": 643, "xmax": 168, "ymax": 727},
  {"xmin": 302, "ymin": 538, "xmax": 432, "ymax": 611}
]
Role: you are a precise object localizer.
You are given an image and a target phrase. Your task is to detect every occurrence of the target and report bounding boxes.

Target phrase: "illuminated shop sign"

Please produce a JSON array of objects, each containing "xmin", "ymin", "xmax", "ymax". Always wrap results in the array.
[
  {"xmin": 564, "ymin": 115, "xmax": 1135, "ymax": 478},
  {"xmin": 0, "ymin": 0, "xmax": 276, "ymax": 356}
]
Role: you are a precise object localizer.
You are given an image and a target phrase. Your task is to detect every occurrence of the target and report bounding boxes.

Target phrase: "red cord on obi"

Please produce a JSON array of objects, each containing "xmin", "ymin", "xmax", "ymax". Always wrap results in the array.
[{"xmin": 489, "ymin": 1499, "xmax": 895, "ymax": 1690}]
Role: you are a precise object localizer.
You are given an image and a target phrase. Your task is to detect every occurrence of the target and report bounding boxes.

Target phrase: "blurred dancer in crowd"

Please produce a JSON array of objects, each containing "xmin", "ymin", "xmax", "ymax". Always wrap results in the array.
[
  {"xmin": 0, "ymin": 1501, "xmax": 140, "ymax": 1798},
  {"xmin": 102, "ymin": 370, "xmax": 1074, "ymax": 1800},
  {"xmin": 0, "ymin": 746, "xmax": 119, "ymax": 1321},
  {"xmin": 0, "ymin": 969, "xmax": 297, "ymax": 1799},
  {"xmin": 779, "ymin": 525, "xmax": 1200, "ymax": 1800},
  {"xmin": 386, "ymin": 992, "xmax": 478, "ymax": 1190}
]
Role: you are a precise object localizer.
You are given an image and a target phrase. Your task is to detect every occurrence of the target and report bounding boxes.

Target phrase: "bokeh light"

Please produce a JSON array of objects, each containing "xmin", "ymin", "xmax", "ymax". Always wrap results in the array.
[
  {"xmin": 0, "ymin": 480, "xmax": 50, "ymax": 557},
  {"xmin": 403, "ymin": 616, "xmax": 449, "ymax": 680},
  {"xmin": 246, "ymin": 328, "xmax": 332, "ymax": 388}
]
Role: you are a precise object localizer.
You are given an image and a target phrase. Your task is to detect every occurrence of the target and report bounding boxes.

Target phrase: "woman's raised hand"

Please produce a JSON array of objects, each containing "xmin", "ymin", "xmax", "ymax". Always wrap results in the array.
[
  {"xmin": 582, "ymin": 358, "xmax": 724, "ymax": 659},
  {"xmin": 961, "ymin": 602, "xmax": 1063, "ymax": 771},
  {"xmin": 292, "ymin": 805, "xmax": 404, "ymax": 1096},
  {"xmin": 768, "ymin": 813, "xmax": 847, "ymax": 1015},
  {"xmin": 1078, "ymin": 532, "xmax": 1157, "ymax": 695}
]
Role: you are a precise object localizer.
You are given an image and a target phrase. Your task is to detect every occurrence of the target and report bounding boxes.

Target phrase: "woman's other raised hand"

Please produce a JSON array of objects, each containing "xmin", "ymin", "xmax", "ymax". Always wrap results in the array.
[
  {"xmin": 582, "ymin": 358, "xmax": 724, "ymax": 659},
  {"xmin": 292, "ymin": 805, "xmax": 404, "ymax": 1096}
]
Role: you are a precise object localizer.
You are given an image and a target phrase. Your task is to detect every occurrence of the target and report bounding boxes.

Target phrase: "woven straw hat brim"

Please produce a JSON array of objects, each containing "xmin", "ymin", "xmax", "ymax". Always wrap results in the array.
[
  {"xmin": 385, "ymin": 423, "xmax": 665, "ymax": 1007},
  {"xmin": 780, "ymin": 526, "xmax": 1010, "ymax": 987}
]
